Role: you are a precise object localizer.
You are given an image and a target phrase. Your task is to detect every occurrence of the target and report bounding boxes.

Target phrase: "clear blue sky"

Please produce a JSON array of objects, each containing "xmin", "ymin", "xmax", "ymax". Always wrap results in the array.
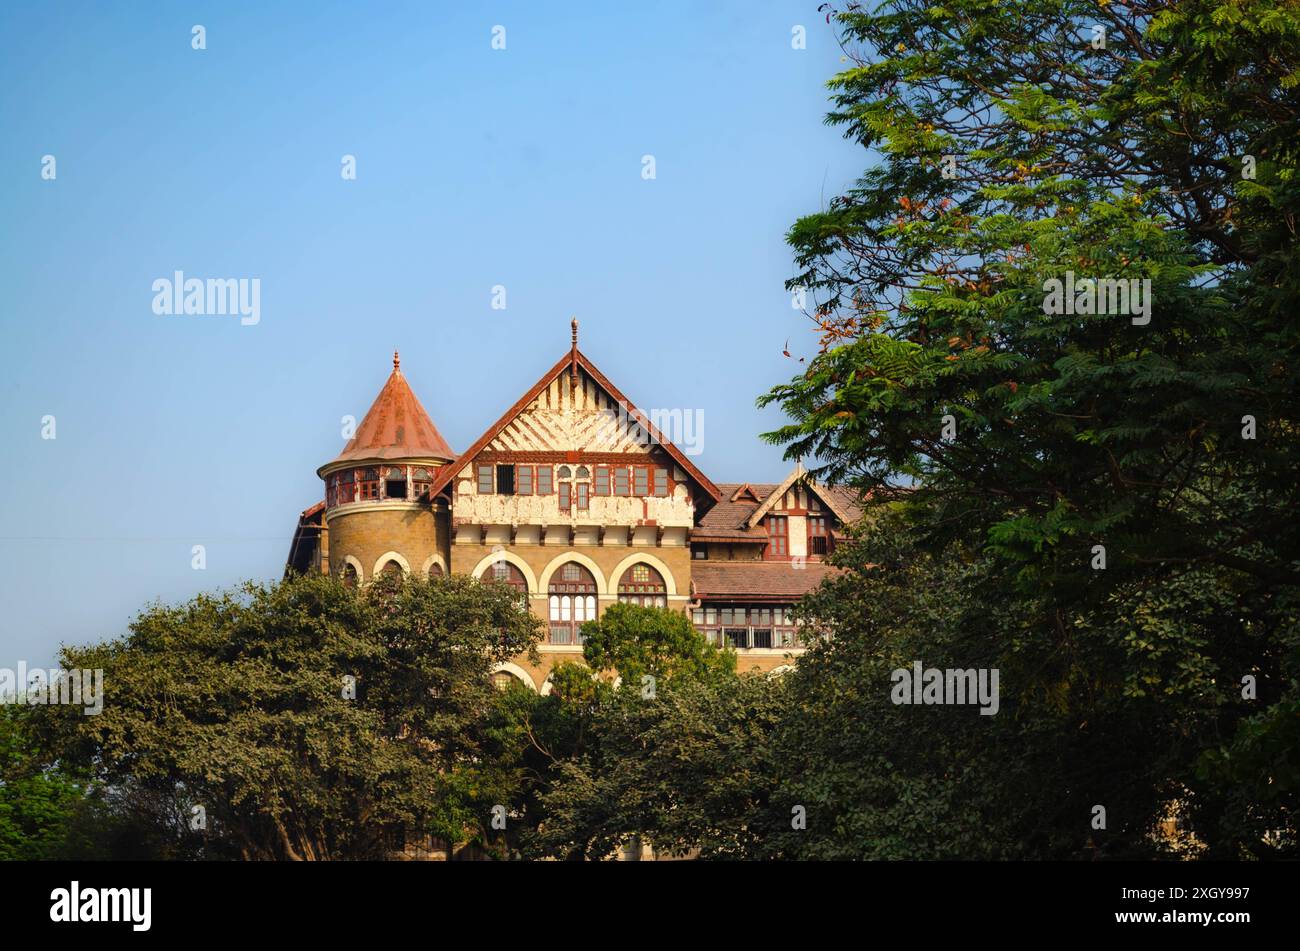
[{"xmin": 0, "ymin": 2, "xmax": 862, "ymax": 666}]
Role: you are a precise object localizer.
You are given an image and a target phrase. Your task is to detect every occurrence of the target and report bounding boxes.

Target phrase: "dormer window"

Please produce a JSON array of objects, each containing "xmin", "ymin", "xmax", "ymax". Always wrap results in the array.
[
  {"xmin": 808, "ymin": 515, "xmax": 829, "ymax": 555},
  {"xmin": 765, "ymin": 515, "xmax": 789, "ymax": 559}
]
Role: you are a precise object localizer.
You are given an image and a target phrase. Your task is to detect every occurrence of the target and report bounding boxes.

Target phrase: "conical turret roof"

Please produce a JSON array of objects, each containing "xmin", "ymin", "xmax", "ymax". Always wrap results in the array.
[{"xmin": 320, "ymin": 352, "xmax": 455, "ymax": 471}]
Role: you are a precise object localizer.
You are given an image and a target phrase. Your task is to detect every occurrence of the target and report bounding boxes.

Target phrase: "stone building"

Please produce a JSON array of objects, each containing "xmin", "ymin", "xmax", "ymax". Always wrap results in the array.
[{"xmin": 286, "ymin": 322, "xmax": 861, "ymax": 690}]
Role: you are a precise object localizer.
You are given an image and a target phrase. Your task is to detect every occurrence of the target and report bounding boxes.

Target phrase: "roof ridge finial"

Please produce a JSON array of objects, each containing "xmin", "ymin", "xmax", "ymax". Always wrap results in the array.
[
  {"xmin": 569, "ymin": 318, "xmax": 579, "ymax": 393},
  {"xmin": 393, "ymin": 350, "xmax": 401, "ymax": 372}
]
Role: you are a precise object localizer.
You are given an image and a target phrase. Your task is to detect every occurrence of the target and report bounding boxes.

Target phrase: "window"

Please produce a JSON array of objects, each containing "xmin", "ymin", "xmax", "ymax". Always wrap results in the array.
[
  {"xmin": 808, "ymin": 515, "xmax": 829, "ymax": 556},
  {"xmin": 518, "ymin": 466, "xmax": 533, "ymax": 495},
  {"xmin": 766, "ymin": 516, "xmax": 788, "ymax": 559},
  {"xmin": 427, "ymin": 562, "xmax": 444, "ymax": 579},
  {"xmin": 477, "ymin": 465, "xmax": 493, "ymax": 494},
  {"xmin": 653, "ymin": 468, "xmax": 669, "ymax": 497},
  {"xmin": 575, "ymin": 466, "xmax": 589, "ymax": 479},
  {"xmin": 617, "ymin": 563, "xmax": 667, "ymax": 607},
  {"xmin": 488, "ymin": 560, "xmax": 528, "ymax": 598},
  {"xmin": 548, "ymin": 562, "xmax": 596, "ymax": 645},
  {"xmin": 384, "ymin": 467, "xmax": 408, "ymax": 499},
  {"xmin": 335, "ymin": 470, "xmax": 355, "ymax": 506},
  {"xmin": 412, "ymin": 467, "xmax": 434, "ymax": 501},
  {"xmin": 594, "ymin": 466, "xmax": 609, "ymax": 495},
  {"xmin": 340, "ymin": 562, "xmax": 359, "ymax": 588},
  {"xmin": 576, "ymin": 482, "xmax": 589, "ymax": 510},
  {"xmin": 557, "ymin": 466, "xmax": 572, "ymax": 480},
  {"xmin": 722, "ymin": 607, "xmax": 749, "ymax": 649},
  {"xmin": 691, "ymin": 544, "xmax": 708, "ymax": 560},
  {"xmin": 614, "ymin": 467, "xmax": 630, "ymax": 496},
  {"xmin": 379, "ymin": 560, "xmax": 404, "ymax": 578},
  {"xmin": 496, "ymin": 464, "xmax": 515, "ymax": 496},
  {"xmin": 536, "ymin": 466, "xmax": 553, "ymax": 495},
  {"xmin": 558, "ymin": 482, "xmax": 571, "ymax": 509},
  {"xmin": 634, "ymin": 466, "xmax": 649, "ymax": 496},
  {"xmin": 359, "ymin": 468, "xmax": 381, "ymax": 500}
]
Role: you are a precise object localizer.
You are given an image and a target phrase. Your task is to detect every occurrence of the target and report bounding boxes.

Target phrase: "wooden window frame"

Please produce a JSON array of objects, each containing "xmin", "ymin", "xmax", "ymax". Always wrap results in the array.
[
  {"xmin": 477, "ymin": 464, "xmax": 494, "ymax": 495},
  {"xmin": 765, "ymin": 515, "xmax": 789, "ymax": 559},
  {"xmin": 613, "ymin": 467, "xmax": 630, "ymax": 496},
  {"xmin": 653, "ymin": 467, "xmax": 669, "ymax": 497},
  {"xmin": 517, "ymin": 465, "xmax": 533, "ymax": 496},
  {"xmin": 496, "ymin": 464, "xmax": 516, "ymax": 496},
  {"xmin": 536, "ymin": 465, "xmax": 553, "ymax": 495},
  {"xmin": 594, "ymin": 465, "xmax": 610, "ymax": 496}
]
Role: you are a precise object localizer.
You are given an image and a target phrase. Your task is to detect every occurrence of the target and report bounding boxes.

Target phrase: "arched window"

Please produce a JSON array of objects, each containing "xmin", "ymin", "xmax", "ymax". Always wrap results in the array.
[
  {"xmin": 548, "ymin": 562, "xmax": 597, "ymax": 645},
  {"xmin": 340, "ymin": 562, "xmax": 359, "ymax": 588},
  {"xmin": 427, "ymin": 561, "xmax": 444, "ymax": 580},
  {"xmin": 487, "ymin": 560, "xmax": 528, "ymax": 604},
  {"xmin": 384, "ymin": 466, "xmax": 408, "ymax": 499},
  {"xmin": 379, "ymin": 560, "xmax": 404, "ymax": 578},
  {"xmin": 617, "ymin": 563, "xmax": 667, "ymax": 607}
]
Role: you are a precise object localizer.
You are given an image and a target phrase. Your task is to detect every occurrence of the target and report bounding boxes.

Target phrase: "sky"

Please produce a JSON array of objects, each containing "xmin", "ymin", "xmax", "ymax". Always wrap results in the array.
[{"xmin": 0, "ymin": 1, "xmax": 864, "ymax": 666}]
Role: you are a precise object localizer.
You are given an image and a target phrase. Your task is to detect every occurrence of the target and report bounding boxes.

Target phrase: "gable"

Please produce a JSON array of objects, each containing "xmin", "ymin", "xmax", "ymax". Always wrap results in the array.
[
  {"xmin": 486, "ymin": 365, "xmax": 660, "ymax": 454},
  {"xmin": 428, "ymin": 348, "xmax": 720, "ymax": 501}
]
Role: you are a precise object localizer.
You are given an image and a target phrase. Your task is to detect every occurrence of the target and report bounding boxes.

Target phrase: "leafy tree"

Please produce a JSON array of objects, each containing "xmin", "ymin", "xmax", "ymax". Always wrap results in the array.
[
  {"xmin": 757, "ymin": 0, "xmax": 1300, "ymax": 856},
  {"xmin": 40, "ymin": 571, "xmax": 542, "ymax": 860},
  {"xmin": 499, "ymin": 605, "xmax": 784, "ymax": 860},
  {"xmin": 0, "ymin": 706, "xmax": 93, "ymax": 860},
  {"xmin": 579, "ymin": 601, "xmax": 736, "ymax": 689}
]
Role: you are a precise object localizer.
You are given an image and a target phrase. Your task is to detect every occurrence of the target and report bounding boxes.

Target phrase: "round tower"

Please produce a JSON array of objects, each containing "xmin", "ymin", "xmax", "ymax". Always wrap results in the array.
[{"xmin": 317, "ymin": 351, "xmax": 455, "ymax": 585}]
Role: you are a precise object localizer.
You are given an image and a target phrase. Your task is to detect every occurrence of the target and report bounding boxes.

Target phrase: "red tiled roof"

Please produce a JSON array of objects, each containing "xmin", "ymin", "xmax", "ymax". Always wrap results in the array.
[
  {"xmin": 321, "ymin": 352, "xmax": 454, "ymax": 471},
  {"xmin": 693, "ymin": 483, "xmax": 778, "ymax": 541},
  {"xmin": 690, "ymin": 561, "xmax": 841, "ymax": 600}
]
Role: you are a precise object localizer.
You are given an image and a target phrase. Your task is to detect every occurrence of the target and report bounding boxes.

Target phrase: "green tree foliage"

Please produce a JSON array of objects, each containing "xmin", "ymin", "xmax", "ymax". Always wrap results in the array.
[
  {"xmin": 39, "ymin": 571, "xmax": 543, "ymax": 860},
  {"xmin": 756, "ymin": 0, "xmax": 1300, "ymax": 856},
  {"xmin": 498, "ymin": 605, "xmax": 782, "ymax": 859},
  {"xmin": 0, "ymin": 706, "xmax": 92, "ymax": 860}
]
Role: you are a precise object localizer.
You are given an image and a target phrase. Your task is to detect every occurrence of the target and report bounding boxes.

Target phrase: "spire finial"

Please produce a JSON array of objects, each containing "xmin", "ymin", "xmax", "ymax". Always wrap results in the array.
[
  {"xmin": 393, "ymin": 350, "xmax": 400, "ymax": 371},
  {"xmin": 569, "ymin": 318, "xmax": 579, "ymax": 393}
]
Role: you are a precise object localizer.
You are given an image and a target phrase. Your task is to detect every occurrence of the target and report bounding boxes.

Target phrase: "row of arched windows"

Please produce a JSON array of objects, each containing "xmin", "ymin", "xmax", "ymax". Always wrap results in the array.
[{"xmin": 340, "ymin": 556, "xmax": 669, "ymax": 646}]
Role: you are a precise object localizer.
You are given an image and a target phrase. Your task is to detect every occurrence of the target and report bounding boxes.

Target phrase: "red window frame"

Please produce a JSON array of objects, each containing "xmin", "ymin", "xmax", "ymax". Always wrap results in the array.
[
  {"xmin": 576, "ymin": 482, "xmax": 589, "ymax": 510},
  {"xmin": 477, "ymin": 465, "xmax": 493, "ymax": 494},
  {"xmin": 634, "ymin": 466, "xmax": 649, "ymax": 496},
  {"xmin": 594, "ymin": 466, "xmax": 610, "ymax": 496},
  {"xmin": 653, "ymin": 467, "xmax": 669, "ymax": 497},
  {"xmin": 359, "ymin": 468, "xmax": 381, "ymax": 500},
  {"xmin": 766, "ymin": 515, "xmax": 789, "ymax": 559},
  {"xmin": 536, "ymin": 466, "xmax": 553, "ymax": 495},
  {"xmin": 518, "ymin": 465, "xmax": 534, "ymax": 495},
  {"xmin": 808, "ymin": 515, "xmax": 829, "ymax": 555},
  {"xmin": 614, "ymin": 467, "xmax": 630, "ymax": 496},
  {"xmin": 558, "ymin": 482, "xmax": 571, "ymax": 510}
]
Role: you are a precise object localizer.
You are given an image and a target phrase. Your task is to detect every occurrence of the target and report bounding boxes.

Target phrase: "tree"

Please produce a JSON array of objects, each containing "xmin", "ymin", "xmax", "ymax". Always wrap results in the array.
[
  {"xmin": 40, "ymin": 570, "xmax": 543, "ymax": 860},
  {"xmin": 0, "ymin": 706, "xmax": 93, "ymax": 860},
  {"xmin": 758, "ymin": 0, "xmax": 1300, "ymax": 856}
]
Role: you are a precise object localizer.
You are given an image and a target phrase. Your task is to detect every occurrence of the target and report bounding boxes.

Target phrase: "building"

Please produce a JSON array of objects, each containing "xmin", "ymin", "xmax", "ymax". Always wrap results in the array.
[{"xmin": 286, "ymin": 322, "xmax": 861, "ymax": 690}]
